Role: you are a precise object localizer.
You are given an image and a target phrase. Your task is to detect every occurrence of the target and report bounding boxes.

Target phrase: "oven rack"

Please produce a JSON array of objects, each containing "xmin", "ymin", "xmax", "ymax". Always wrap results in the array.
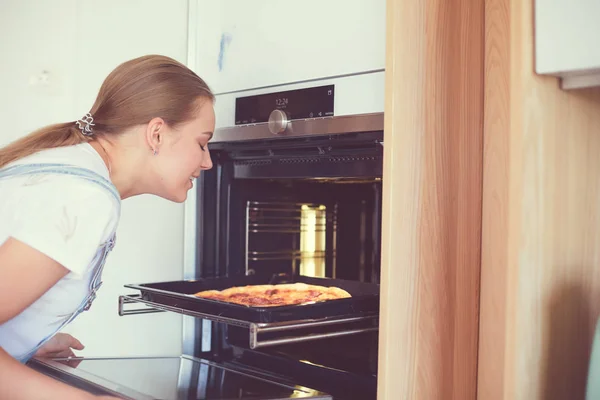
[{"xmin": 118, "ymin": 294, "xmax": 378, "ymax": 349}]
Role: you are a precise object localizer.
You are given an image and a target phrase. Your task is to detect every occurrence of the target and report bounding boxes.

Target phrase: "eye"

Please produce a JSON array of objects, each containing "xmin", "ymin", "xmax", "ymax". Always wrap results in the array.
[{"xmin": 200, "ymin": 144, "xmax": 207, "ymax": 152}]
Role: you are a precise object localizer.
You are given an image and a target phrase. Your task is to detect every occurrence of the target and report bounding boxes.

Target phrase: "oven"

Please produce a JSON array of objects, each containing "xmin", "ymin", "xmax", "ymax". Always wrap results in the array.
[{"xmin": 28, "ymin": 83, "xmax": 384, "ymax": 400}]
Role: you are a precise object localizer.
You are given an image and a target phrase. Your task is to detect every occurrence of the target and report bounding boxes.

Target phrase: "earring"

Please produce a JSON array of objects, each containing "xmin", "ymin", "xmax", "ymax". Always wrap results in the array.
[{"xmin": 153, "ymin": 149, "xmax": 158, "ymax": 156}]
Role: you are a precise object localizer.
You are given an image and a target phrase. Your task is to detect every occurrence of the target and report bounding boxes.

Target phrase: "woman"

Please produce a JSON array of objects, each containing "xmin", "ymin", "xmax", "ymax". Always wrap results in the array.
[{"xmin": 0, "ymin": 54, "xmax": 215, "ymax": 398}]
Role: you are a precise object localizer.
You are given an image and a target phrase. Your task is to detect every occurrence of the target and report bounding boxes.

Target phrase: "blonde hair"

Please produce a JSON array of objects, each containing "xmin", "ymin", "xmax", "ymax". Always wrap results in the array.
[{"xmin": 0, "ymin": 55, "xmax": 215, "ymax": 169}]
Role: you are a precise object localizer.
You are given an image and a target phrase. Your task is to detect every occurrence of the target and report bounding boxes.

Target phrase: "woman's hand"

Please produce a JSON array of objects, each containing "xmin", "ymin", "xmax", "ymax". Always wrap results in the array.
[{"xmin": 34, "ymin": 333, "xmax": 84, "ymax": 358}]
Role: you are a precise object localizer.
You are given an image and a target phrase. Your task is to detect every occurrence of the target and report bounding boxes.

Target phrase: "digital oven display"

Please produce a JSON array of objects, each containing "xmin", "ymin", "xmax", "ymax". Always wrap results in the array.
[{"xmin": 234, "ymin": 84, "xmax": 335, "ymax": 125}]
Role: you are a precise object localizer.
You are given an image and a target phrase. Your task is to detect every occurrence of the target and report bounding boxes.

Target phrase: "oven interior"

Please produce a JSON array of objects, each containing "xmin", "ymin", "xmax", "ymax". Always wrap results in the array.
[
  {"xmin": 197, "ymin": 131, "xmax": 383, "ymax": 282},
  {"xmin": 234, "ymin": 178, "xmax": 381, "ymax": 282}
]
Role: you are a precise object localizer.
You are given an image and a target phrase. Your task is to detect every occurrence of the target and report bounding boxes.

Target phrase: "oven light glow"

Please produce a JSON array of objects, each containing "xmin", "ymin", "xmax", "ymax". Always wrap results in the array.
[{"xmin": 300, "ymin": 204, "xmax": 326, "ymax": 277}]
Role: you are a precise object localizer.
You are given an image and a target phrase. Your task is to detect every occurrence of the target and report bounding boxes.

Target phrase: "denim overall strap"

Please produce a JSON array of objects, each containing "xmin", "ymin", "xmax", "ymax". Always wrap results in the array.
[
  {"xmin": 0, "ymin": 163, "xmax": 120, "ymax": 205},
  {"xmin": 0, "ymin": 162, "xmax": 120, "ymax": 362}
]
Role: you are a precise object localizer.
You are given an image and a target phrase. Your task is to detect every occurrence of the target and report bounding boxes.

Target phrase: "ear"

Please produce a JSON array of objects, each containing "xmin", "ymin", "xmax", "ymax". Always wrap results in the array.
[{"xmin": 145, "ymin": 117, "xmax": 166, "ymax": 154}]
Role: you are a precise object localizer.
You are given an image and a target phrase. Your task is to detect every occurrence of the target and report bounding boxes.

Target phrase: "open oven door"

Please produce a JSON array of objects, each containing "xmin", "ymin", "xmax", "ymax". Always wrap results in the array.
[{"xmin": 28, "ymin": 355, "xmax": 332, "ymax": 400}]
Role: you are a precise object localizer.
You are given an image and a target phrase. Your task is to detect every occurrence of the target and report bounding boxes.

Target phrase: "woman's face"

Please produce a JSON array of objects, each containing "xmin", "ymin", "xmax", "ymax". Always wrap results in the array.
[{"xmin": 151, "ymin": 100, "xmax": 215, "ymax": 203}]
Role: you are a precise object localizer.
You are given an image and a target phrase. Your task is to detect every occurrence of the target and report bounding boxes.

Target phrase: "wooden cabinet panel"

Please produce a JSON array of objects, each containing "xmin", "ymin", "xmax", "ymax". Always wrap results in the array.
[
  {"xmin": 379, "ymin": 0, "xmax": 484, "ymax": 398},
  {"xmin": 480, "ymin": 0, "xmax": 600, "ymax": 398}
]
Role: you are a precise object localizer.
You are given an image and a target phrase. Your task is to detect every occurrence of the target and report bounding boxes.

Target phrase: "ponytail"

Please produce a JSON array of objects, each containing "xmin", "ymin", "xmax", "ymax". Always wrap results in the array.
[{"xmin": 0, "ymin": 122, "xmax": 90, "ymax": 168}]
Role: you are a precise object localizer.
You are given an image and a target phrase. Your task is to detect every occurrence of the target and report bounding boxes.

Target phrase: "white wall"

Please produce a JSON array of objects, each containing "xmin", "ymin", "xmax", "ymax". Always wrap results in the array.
[{"xmin": 0, "ymin": 0, "xmax": 191, "ymax": 357}]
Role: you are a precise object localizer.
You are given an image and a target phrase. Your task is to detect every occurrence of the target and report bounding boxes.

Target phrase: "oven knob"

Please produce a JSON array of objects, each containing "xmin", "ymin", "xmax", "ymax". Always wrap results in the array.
[{"xmin": 268, "ymin": 109, "xmax": 289, "ymax": 134}]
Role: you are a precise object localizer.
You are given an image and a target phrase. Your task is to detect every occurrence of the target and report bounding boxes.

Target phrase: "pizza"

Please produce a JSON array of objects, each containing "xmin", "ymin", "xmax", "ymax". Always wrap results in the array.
[{"xmin": 193, "ymin": 282, "xmax": 351, "ymax": 307}]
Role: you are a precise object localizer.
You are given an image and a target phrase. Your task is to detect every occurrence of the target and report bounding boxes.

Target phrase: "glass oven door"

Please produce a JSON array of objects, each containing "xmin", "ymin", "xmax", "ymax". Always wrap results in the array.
[{"xmin": 28, "ymin": 356, "xmax": 332, "ymax": 400}]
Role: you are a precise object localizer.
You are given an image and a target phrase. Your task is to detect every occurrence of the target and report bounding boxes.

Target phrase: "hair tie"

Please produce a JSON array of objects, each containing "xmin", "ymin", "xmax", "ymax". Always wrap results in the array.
[{"xmin": 76, "ymin": 113, "xmax": 95, "ymax": 136}]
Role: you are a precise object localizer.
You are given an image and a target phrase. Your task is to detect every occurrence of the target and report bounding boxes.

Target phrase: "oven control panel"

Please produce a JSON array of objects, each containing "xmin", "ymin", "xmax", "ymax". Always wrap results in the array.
[{"xmin": 234, "ymin": 85, "xmax": 335, "ymax": 125}]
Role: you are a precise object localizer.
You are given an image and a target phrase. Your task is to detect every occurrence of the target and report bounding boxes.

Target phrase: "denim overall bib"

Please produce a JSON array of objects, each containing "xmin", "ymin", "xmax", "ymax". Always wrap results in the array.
[{"xmin": 0, "ymin": 163, "xmax": 120, "ymax": 363}]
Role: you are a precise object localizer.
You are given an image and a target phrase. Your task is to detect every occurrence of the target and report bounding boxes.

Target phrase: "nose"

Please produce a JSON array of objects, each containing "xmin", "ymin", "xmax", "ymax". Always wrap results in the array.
[{"xmin": 200, "ymin": 148, "xmax": 213, "ymax": 170}]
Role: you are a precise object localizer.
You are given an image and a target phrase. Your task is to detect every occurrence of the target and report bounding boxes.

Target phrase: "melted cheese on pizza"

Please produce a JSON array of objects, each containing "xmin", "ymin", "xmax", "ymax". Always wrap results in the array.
[{"xmin": 193, "ymin": 282, "xmax": 351, "ymax": 307}]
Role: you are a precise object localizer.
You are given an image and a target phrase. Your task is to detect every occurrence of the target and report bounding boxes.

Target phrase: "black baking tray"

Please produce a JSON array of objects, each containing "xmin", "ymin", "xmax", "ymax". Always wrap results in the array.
[{"xmin": 124, "ymin": 274, "xmax": 379, "ymax": 323}]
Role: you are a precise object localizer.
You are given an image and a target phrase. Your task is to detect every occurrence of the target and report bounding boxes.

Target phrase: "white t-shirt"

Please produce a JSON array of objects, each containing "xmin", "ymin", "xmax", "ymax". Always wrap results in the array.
[{"xmin": 0, "ymin": 143, "xmax": 121, "ymax": 361}]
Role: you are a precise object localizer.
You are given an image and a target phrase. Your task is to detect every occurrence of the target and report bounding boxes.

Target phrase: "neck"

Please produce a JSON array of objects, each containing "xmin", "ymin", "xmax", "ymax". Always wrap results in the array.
[{"xmin": 89, "ymin": 138, "xmax": 145, "ymax": 199}]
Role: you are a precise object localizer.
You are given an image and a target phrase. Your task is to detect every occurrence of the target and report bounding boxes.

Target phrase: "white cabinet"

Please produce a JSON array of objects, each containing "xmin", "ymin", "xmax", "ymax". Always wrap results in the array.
[
  {"xmin": 73, "ymin": 0, "xmax": 189, "ymax": 107},
  {"xmin": 192, "ymin": 0, "xmax": 386, "ymax": 94},
  {"xmin": 535, "ymin": 0, "xmax": 600, "ymax": 89}
]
